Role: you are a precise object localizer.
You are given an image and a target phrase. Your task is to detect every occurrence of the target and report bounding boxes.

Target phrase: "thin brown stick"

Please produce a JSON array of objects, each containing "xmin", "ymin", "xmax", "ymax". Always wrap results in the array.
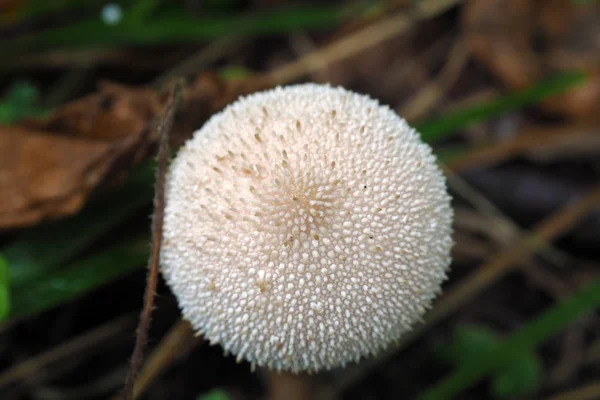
[
  {"xmin": 121, "ymin": 81, "xmax": 184, "ymax": 400},
  {"xmin": 445, "ymin": 172, "xmax": 571, "ymax": 270},
  {"xmin": 426, "ymin": 185, "xmax": 600, "ymax": 324},
  {"xmin": 153, "ymin": 33, "xmax": 245, "ymax": 88},
  {"xmin": 545, "ymin": 383, "xmax": 600, "ymax": 400},
  {"xmin": 257, "ymin": 0, "xmax": 463, "ymax": 86},
  {"xmin": 268, "ymin": 371, "xmax": 312, "ymax": 400},
  {"xmin": 129, "ymin": 320, "xmax": 202, "ymax": 400},
  {"xmin": 584, "ymin": 337, "xmax": 600, "ymax": 364},
  {"xmin": 447, "ymin": 125, "xmax": 600, "ymax": 172},
  {"xmin": 413, "ymin": 186, "xmax": 600, "ymax": 349},
  {"xmin": 399, "ymin": 37, "xmax": 469, "ymax": 121},
  {"xmin": 0, "ymin": 314, "xmax": 135, "ymax": 388}
]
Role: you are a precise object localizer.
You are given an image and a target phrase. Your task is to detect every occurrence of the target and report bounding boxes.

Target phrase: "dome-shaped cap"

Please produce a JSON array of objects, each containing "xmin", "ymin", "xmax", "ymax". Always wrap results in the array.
[{"xmin": 161, "ymin": 84, "xmax": 453, "ymax": 373}]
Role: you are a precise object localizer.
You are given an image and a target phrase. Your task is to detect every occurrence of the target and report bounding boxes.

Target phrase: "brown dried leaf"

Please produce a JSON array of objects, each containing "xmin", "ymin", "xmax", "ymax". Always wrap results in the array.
[
  {"xmin": 463, "ymin": 0, "xmax": 600, "ymax": 119},
  {"xmin": 0, "ymin": 74, "xmax": 254, "ymax": 230},
  {"xmin": 0, "ymin": 124, "xmax": 151, "ymax": 229},
  {"xmin": 26, "ymin": 82, "xmax": 161, "ymax": 141}
]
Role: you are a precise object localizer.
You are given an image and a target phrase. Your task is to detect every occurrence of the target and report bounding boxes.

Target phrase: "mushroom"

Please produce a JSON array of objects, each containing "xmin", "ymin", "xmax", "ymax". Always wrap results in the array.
[{"xmin": 160, "ymin": 84, "xmax": 453, "ymax": 374}]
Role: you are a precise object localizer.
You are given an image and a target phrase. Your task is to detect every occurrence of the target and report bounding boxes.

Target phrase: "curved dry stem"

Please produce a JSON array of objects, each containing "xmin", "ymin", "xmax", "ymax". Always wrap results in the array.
[
  {"xmin": 268, "ymin": 371, "xmax": 313, "ymax": 400},
  {"xmin": 121, "ymin": 81, "xmax": 184, "ymax": 400}
]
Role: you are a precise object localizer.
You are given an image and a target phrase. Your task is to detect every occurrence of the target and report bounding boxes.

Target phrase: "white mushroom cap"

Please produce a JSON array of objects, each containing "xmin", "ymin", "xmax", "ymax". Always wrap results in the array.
[{"xmin": 161, "ymin": 84, "xmax": 453, "ymax": 373}]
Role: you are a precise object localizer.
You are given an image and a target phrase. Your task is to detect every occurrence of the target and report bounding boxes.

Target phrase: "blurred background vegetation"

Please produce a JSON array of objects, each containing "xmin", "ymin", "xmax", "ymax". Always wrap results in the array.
[{"xmin": 0, "ymin": 0, "xmax": 599, "ymax": 399}]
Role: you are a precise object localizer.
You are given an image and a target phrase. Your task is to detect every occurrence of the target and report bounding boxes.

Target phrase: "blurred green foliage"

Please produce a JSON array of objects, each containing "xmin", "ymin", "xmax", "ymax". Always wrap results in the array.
[
  {"xmin": 0, "ymin": 255, "xmax": 9, "ymax": 319},
  {"xmin": 4, "ymin": 164, "xmax": 153, "ymax": 288},
  {"xmin": 1, "ymin": 4, "xmax": 347, "ymax": 55},
  {"xmin": 197, "ymin": 389, "xmax": 231, "ymax": 400},
  {"xmin": 10, "ymin": 237, "xmax": 149, "ymax": 319},
  {"xmin": 218, "ymin": 66, "xmax": 253, "ymax": 81},
  {"xmin": 1, "ymin": 163, "xmax": 154, "ymax": 320},
  {"xmin": 419, "ymin": 276, "xmax": 600, "ymax": 400},
  {"xmin": 492, "ymin": 352, "xmax": 542, "ymax": 400},
  {"xmin": 0, "ymin": 81, "xmax": 46, "ymax": 124},
  {"xmin": 11, "ymin": 0, "xmax": 106, "ymax": 20},
  {"xmin": 435, "ymin": 325, "xmax": 542, "ymax": 399}
]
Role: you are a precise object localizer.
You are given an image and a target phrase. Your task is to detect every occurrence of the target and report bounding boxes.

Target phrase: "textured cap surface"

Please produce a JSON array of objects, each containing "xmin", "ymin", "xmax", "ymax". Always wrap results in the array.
[{"xmin": 161, "ymin": 84, "xmax": 453, "ymax": 372}]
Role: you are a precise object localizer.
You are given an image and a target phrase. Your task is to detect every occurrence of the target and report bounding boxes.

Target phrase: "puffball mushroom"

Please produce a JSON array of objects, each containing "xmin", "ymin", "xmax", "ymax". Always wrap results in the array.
[{"xmin": 161, "ymin": 84, "xmax": 453, "ymax": 373}]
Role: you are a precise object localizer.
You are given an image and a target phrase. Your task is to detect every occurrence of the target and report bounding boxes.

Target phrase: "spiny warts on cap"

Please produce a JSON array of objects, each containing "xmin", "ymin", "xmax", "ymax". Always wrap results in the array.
[{"xmin": 160, "ymin": 84, "xmax": 453, "ymax": 373}]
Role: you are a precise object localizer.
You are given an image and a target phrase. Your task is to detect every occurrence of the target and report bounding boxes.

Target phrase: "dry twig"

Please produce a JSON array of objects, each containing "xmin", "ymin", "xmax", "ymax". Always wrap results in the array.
[
  {"xmin": 258, "ymin": 0, "xmax": 463, "ymax": 86},
  {"xmin": 424, "ymin": 186, "xmax": 600, "ymax": 333},
  {"xmin": 448, "ymin": 125, "xmax": 600, "ymax": 172},
  {"xmin": 0, "ymin": 314, "xmax": 135, "ymax": 388},
  {"xmin": 546, "ymin": 383, "xmax": 600, "ymax": 400},
  {"xmin": 269, "ymin": 371, "xmax": 313, "ymax": 400},
  {"xmin": 121, "ymin": 81, "xmax": 184, "ymax": 400},
  {"xmin": 399, "ymin": 37, "xmax": 469, "ymax": 121},
  {"xmin": 126, "ymin": 320, "xmax": 202, "ymax": 400}
]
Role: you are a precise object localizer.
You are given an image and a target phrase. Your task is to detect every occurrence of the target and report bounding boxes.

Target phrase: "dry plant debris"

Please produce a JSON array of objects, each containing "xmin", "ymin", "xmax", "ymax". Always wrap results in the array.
[
  {"xmin": 463, "ymin": 0, "xmax": 600, "ymax": 119},
  {"xmin": 1, "ymin": 0, "xmax": 600, "ymax": 399},
  {"xmin": 0, "ymin": 74, "xmax": 254, "ymax": 230},
  {"xmin": 0, "ymin": 82, "xmax": 159, "ymax": 229},
  {"xmin": 0, "ymin": 123, "xmax": 149, "ymax": 229}
]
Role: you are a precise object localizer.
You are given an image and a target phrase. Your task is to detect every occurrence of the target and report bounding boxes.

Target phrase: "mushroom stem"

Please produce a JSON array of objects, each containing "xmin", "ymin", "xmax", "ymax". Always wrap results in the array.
[{"xmin": 268, "ymin": 371, "xmax": 312, "ymax": 400}]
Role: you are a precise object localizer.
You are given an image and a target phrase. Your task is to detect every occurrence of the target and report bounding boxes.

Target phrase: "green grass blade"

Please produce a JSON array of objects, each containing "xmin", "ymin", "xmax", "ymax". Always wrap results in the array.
[
  {"xmin": 416, "ymin": 71, "xmax": 586, "ymax": 142},
  {"xmin": 10, "ymin": 0, "xmax": 107, "ymax": 21},
  {"xmin": 0, "ymin": 284, "xmax": 8, "ymax": 321},
  {"xmin": 125, "ymin": 0, "xmax": 161, "ymax": 25},
  {"xmin": 1, "ymin": 5, "xmax": 345, "ymax": 54},
  {"xmin": 3, "ymin": 162, "xmax": 154, "ymax": 288},
  {"xmin": 197, "ymin": 389, "xmax": 232, "ymax": 400},
  {"xmin": 0, "ymin": 255, "xmax": 9, "ymax": 320},
  {"xmin": 417, "ymin": 276, "xmax": 600, "ymax": 400},
  {"xmin": 0, "ymin": 81, "xmax": 46, "ymax": 124},
  {"xmin": 9, "ymin": 236, "xmax": 149, "ymax": 319},
  {"xmin": 0, "ymin": 255, "xmax": 8, "ymax": 287}
]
